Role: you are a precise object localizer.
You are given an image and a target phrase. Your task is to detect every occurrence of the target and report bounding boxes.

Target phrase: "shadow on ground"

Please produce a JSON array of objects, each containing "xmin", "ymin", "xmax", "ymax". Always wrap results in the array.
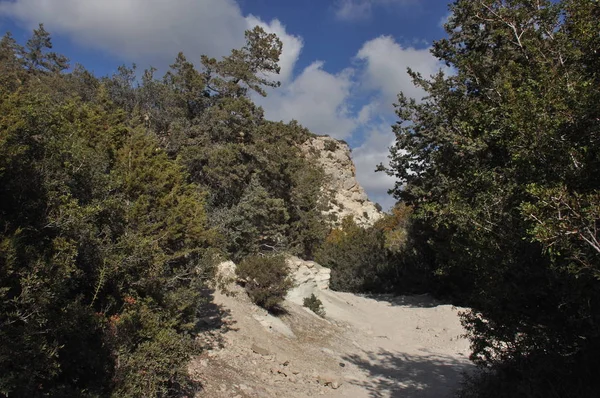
[
  {"xmin": 196, "ymin": 288, "xmax": 238, "ymax": 349},
  {"xmin": 342, "ymin": 348, "xmax": 473, "ymax": 398},
  {"xmin": 359, "ymin": 293, "xmax": 448, "ymax": 308}
]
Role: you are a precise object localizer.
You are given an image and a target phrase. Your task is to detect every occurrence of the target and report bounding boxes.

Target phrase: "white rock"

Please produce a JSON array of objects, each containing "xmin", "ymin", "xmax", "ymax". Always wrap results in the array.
[
  {"xmin": 286, "ymin": 256, "xmax": 331, "ymax": 306},
  {"xmin": 301, "ymin": 136, "xmax": 383, "ymax": 227},
  {"xmin": 252, "ymin": 313, "xmax": 296, "ymax": 339},
  {"xmin": 216, "ymin": 260, "xmax": 237, "ymax": 280}
]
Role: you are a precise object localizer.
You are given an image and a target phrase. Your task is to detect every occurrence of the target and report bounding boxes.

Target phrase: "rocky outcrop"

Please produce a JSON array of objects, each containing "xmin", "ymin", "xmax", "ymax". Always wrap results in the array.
[
  {"xmin": 302, "ymin": 135, "xmax": 383, "ymax": 227},
  {"xmin": 285, "ymin": 256, "xmax": 331, "ymax": 306},
  {"xmin": 216, "ymin": 257, "xmax": 331, "ymax": 309}
]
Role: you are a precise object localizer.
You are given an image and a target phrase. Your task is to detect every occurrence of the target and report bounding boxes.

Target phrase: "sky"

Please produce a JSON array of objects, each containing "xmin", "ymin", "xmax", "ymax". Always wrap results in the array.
[{"xmin": 0, "ymin": 0, "xmax": 451, "ymax": 210}]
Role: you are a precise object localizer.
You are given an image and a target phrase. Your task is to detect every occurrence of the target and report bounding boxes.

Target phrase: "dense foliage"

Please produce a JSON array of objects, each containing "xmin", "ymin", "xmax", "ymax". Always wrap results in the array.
[
  {"xmin": 100, "ymin": 33, "xmax": 328, "ymax": 261},
  {"xmin": 383, "ymin": 0, "xmax": 600, "ymax": 395},
  {"xmin": 235, "ymin": 255, "xmax": 293, "ymax": 311},
  {"xmin": 316, "ymin": 205, "xmax": 427, "ymax": 294},
  {"xmin": 316, "ymin": 216, "xmax": 388, "ymax": 292},
  {"xmin": 0, "ymin": 23, "xmax": 330, "ymax": 397}
]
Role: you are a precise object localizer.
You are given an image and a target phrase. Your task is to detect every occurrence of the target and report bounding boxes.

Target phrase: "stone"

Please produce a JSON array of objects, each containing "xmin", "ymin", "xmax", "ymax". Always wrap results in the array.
[
  {"xmin": 301, "ymin": 136, "xmax": 383, "ymax": 228},
  {"xmin": 321, "ymin": 348, "xmax": 335, "ymax": 356},
  {"xmin": 251, "ymin": 344, "xmax": 270, "ymax": 356},
  {"xmin": 216, "ymin": 260, "xmax": 237, "ymax": 280},
  {"xmin": 317, "ymin": 374, "xmax": 341, "ymax": 387}
]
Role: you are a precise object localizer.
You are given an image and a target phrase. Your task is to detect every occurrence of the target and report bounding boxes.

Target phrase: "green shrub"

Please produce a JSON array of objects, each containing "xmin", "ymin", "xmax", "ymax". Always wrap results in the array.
[
  {"xmin": 323, "ymin": 140, "xmax": 337, "ymax": 152},
  {"xmin": 316, "ymin": 216, "xmax": 388, "ymax": 292},
  {"xmin": 236, "ymin": 255, "xmax": 293, "ymax": 311},
  {"xmin": 303, "ymin": 294, "xmax": 325, "ymax": 317}
]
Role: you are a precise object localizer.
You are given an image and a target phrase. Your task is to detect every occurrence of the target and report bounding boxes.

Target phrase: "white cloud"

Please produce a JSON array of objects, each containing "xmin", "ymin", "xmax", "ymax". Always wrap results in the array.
[
  {"xmin": 334, "ymin": 0, "xmax": 414, "ymax": 21},
  {"xmin": 258, "ymin": 62, "xmax": 358, "ymax": 140},
  {"xmin": 255, "ymin": 33, "xmax": 442, "ymax": 206},
  {"xmin": 250, "ymin": 15, "xmax": 358, "ymax": 140},
  {"xmin": 356, "ymin": 35, "xmax": 443, "ymax": 108},
  {"xmin": 0, "ymin": 0, "xmax": 247, "ymax": 65},
  {"xmin": 0, "ymin": 0, "xmax": 439, "ymax": 207},
  {"xmin": 352, "ymin": 122, "xmax": 397, "ymax": 210}
]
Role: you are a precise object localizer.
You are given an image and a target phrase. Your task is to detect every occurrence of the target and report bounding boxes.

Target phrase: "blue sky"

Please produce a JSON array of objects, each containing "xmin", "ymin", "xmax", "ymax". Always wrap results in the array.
[{"xmin": 0, "ymin": 0, "xmax": 451, "ymax": 209}]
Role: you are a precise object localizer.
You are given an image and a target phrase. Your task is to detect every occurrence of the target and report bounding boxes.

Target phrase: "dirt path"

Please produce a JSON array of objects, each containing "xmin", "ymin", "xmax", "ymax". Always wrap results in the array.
[
  {"xmin": 191, "ymin": 285, "xmax": 473, "ymax": 397},
  {"xmin": 320, "ymin": 290, "xmax": 473, "ymax": 397}
]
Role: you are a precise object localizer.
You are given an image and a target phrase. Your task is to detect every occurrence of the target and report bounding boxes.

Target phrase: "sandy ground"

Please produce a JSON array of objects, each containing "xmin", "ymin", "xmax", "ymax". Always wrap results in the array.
[{"xmin": 191, "ymin": 285, "xmax": 474, "ymax": 398}]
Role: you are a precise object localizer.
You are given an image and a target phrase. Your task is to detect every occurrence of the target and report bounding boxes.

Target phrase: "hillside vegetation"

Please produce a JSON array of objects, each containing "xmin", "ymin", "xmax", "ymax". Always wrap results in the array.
[
  {"xmin": 1, "ymin": 0, "xmax": 599, "ymax": 396},
  {"xmin": 0, "ymin": 24, "xmax": 336, "ymax": 397},
  {"xmin": 381, "ymin": 0, "xmax": 600, "ymax": 396}
]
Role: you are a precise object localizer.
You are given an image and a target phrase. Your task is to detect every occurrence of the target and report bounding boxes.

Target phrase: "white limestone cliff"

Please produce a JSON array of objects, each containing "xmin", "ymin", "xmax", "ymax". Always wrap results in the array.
[{"xmin": 302, "ymin": 135, "xmax": 383, "ymax": 227}]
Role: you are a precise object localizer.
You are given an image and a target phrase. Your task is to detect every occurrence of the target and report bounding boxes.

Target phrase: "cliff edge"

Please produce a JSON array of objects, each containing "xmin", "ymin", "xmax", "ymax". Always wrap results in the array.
[{"xmin": 302, "ymin": 136, "xmax": 383, "ymax": 227}]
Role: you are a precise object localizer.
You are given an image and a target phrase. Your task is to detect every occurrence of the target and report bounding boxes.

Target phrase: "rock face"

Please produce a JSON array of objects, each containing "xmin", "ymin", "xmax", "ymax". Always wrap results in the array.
[
  {"xmin": 285, "ymin": 256, "xmax": 331, "ymax": 307},
  {"xmin": 302, "ymin": 135, "xmax": 383, "ymax": 227}
]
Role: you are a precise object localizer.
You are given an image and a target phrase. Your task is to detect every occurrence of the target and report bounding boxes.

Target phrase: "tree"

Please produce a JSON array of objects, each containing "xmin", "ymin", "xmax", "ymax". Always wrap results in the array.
[
  {"xmin": 316, "ymin": 216, "xmax": 388, "ymax": 292},
  {"xmin": 236, "ymin": 255, "xmax": 292, "ymax": 311},
  {"xmin": 0, "ymin": 28, "xmax": 217, "ymax": 395},
  {"xmin": 0, "ymin": 22, "xmax": 332, "ymax": 397},
  {"xmin": 215, "ymin": 175, "xmax": 289, "ymax": 260},
  {"xmin": 384, "ymin": 0, "xmax": 600, "ymax": 395},
  {"xmin": 201, "ymin": 26, "xmax": 282, "ymax": 98},
  {"xmin": 0, "ymin": 33, "xmax": 24, "ymax": 91},
  {"xmin": 22, "ymin": 23, "xmax": 69, "ymax": 73}
]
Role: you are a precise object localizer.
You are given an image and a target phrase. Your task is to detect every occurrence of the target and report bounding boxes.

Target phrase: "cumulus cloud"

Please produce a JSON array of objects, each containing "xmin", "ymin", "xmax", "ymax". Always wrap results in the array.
[
  {"xmin": 0, "ymin": 0, "xmax": 441, "ymax": 207},
  {"xmin": 349, "ymin": 35, "xmax": 444, "ymax": 208},
  {"xmin": 258, "ymin": 61, "xmax": 357, "ymax": 140},
  {"xmin": 356, "ymin": 35, "xmax": 444, "ymax": 107},
  {"xmin": 255, "ymin": 32, "xmax": 442, "ymax": 205},
  {"xmin": 248, "ymin": 15, "xmax": 358, "ymax": 140},
  {"xmin": 0, "ymin": 0, "xmax": 247, "ymax": 65},
  {"xmin": 352, "ymin": 122, "xmax": 397, "ymax": 210},
  {"xmin": 334, "ymin": 0, "xmax": 414, "ymax": 21}
]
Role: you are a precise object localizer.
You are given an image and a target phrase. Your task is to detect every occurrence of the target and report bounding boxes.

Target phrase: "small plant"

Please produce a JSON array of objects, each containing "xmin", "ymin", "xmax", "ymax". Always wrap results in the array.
[
  {"xmin": 303, "ymin": 294, "xmax": 325, "ymax": 317},
  {"xmin": 324, "ymin": 140, "xmax": 337, "ymax": 152},
  {"xmin": 236, "ymin": 255, "xmax": 293, "ymax": 311}
]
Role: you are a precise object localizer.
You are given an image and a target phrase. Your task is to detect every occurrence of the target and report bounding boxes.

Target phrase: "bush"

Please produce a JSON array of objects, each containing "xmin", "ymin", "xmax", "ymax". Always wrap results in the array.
[
  {"xmin": 316, "ymin": 216, "xmax": 388, "ymax": 292},
  {"xmin": 236, "ymin": 255, "xmax": 293, "ymax": 311},
  {"xmin": 303, "ymin": 294, "xmax": 325, "ymax": 317},
  {"xmin": 456, "ymin": 350, "xmax": 600, "ymax": 398},
  {"xmin": 323, "ymin": 140, "xmax": 337, "ymax": 152},
  {"xmin": 316, "ymin": 207, "xmax": 430, "ymax": 295}
]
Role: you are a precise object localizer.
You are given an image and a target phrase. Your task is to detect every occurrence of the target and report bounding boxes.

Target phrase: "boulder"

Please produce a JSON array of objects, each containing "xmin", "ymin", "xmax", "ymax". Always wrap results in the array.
[{"xmin": 286, "ymin": 256, "xmax": 331, "ymax": 306}]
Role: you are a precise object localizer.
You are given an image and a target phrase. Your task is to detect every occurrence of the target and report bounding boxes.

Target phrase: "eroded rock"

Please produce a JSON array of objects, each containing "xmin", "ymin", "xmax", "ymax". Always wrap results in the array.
[
  {"xmin": 286, "ymin": 256, "xmax": 331, "ymax": 307},
  {"xmin": 302, "ymin": 136, "xmax": 383, "ymax": 227}
]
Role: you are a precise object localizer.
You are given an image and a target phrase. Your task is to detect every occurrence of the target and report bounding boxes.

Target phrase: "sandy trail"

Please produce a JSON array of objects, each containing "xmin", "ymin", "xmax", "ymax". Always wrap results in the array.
[
  {"xmin": 192, "ymin": 285, "xmax": 473, "ymax": 398},
  {"xmin": 319, "ymin": 290, "xmax": 473, "ymax": 397}
]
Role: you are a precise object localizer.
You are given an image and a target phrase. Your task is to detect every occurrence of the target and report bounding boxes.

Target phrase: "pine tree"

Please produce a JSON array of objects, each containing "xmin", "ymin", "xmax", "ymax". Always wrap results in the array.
[{"xmin": 383, "ymin": 0, "xmax": 600, "ymax": 394}]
